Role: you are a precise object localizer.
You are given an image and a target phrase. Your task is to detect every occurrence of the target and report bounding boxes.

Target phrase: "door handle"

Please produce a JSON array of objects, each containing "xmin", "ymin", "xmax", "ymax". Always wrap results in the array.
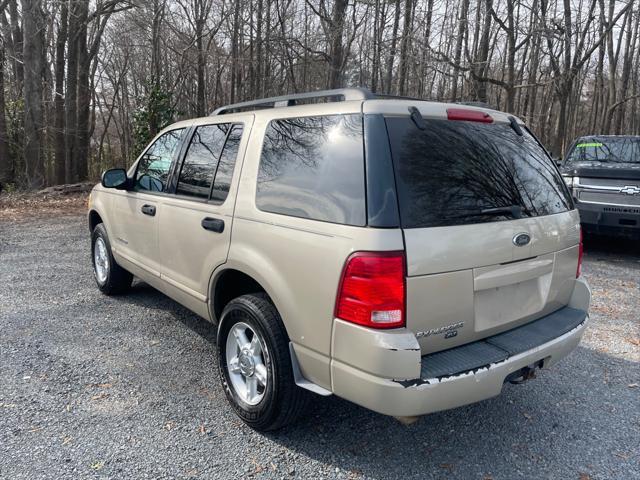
[
  {"xmin": 201, "ymin": 217, "xmax": 225, "ymax": 233},
  {"xmin": 141, "ymin": 204, "xmax": 156, "ymax": 216}
]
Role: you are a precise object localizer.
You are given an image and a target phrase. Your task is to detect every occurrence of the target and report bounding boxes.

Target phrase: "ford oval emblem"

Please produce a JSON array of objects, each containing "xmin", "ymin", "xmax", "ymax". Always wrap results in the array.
[{"xmin": 513, "ymin": 232, "xmax": 531, "ymax": 247}]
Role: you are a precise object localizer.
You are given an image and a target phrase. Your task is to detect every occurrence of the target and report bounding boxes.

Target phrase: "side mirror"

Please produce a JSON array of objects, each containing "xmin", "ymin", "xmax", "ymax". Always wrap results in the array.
[{"xmin": 101, "ymin": 168, "xmax": 129, "ymax": 189}]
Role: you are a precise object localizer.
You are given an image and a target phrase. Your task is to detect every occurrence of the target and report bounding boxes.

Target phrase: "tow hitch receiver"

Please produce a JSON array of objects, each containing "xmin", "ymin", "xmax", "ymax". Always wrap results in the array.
[{"xmin": 505, "ymin": 360, "xmax": 544, "ymax": 385}]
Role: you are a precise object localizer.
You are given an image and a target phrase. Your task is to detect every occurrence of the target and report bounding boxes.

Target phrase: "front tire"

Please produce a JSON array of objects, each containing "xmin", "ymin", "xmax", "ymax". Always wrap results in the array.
[
  {"xmin": 217, "ymin": 294, "xmax": 309, "ymax": 431},
  {"xmin": 91, "ymin": 223, "xmax": 133, "ymax": 295}
]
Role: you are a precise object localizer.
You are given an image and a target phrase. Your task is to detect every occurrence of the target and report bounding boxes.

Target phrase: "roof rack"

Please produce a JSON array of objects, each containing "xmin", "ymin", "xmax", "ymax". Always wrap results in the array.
[{"xmin": 210, "ymin": 88, "xmax": 375, "ymax": 115}]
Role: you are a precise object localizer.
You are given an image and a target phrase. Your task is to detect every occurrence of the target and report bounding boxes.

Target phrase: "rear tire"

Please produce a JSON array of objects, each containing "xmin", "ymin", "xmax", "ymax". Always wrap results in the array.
[
  {"xmin": 217, "ymin": 293, "xmax": 309, "ymax": 431},
  {"xmin": 91, "ymin": 223, "xmax": 133, "ymax": 295}
]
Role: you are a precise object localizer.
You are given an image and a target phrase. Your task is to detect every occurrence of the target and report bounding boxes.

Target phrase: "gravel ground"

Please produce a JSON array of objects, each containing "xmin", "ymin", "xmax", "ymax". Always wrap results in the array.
[{"xmin": 0, "ymin": 214, "xmax": 638, "ymax": 480}]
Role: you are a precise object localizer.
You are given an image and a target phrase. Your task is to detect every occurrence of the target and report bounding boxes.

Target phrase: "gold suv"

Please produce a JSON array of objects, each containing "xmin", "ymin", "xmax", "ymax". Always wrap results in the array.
[{"xmin": 88, "ymin": 88, "xmax": 591, "ymax": 430}]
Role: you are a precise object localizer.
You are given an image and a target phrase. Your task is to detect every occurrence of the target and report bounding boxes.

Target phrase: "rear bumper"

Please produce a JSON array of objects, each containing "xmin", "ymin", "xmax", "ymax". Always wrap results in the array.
[
  {"xmin": 576, "ymin": 199, "xmax": 640, "ymax": 236},
  {"xmin": 330, "ymin": 278, "xmax": 591, "ymax": 417}
]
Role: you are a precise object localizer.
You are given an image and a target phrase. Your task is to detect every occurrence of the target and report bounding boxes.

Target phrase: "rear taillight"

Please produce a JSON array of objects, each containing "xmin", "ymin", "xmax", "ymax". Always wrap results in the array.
[
  {"xmin": 576, "ymin": 227, "xmax": 584, "ymax": 278},
  {"xmin": 335, "ymin": 251, "xmax": 405, "ymax": 329}
]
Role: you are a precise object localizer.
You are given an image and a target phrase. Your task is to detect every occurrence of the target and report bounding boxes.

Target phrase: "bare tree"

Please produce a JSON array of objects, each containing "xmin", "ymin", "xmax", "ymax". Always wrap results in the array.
[
  {"xmin": 2, "ymin": 0, "xmax": 640, "ymax": 188},
  {"xmin": 22, "ymin": 0, "xmax": 46, "ymax": 188}
]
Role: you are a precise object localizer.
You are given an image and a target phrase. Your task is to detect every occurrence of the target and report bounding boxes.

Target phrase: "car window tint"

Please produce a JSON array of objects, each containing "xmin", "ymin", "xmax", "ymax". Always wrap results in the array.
[
  {"xmin": 135, "ymin": 129, "xmax": 185, "ymax": 192},
  {"xmin": 211, "ymin": 124, "xmax": 244, "ymax": 202},
  {"xmin": 177, "ymin": 124, "xmax": 230, "ymax": 199},
  {"xmin": 256, "ymin": 114, "xmax": 366, "ymax": 226},
  {"xmin": 385, "ymin": 117, "xmax": 572, "ymax": 228}
]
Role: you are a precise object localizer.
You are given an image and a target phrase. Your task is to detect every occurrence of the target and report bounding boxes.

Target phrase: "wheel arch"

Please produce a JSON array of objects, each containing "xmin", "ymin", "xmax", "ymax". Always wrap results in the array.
[
  {"xmin": 210, "ymin": 266, "xmax": 275, "ymax": 324},
  {"xmin": 209, "ymin": 256, "xmax": 296, "ymax": 331},
  {"xmin": 88, "ymin": 209, "xmax": 103, "ymax": 232}
]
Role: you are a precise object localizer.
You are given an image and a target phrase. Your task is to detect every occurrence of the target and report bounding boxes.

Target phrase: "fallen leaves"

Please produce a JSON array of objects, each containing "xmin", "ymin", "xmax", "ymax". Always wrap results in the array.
[
  {"xmin": 91, "ymin": 392, "xmax": 109, "ymax": 401},
  {"xmin": 0, "ymin": 192, "xmax": 89, "ymax": 222},
  {"xmin": 578, "ymin": 473, "xmax": 591, "ymax": 480},
  {"xmin": 626, "ymin": 338, "xmax": 640, "ymax": 347},
  {"xmin": 629, "ymin": 383, "xmax": 639, "ymax": 389},
  {"xmin": 90, "ymin": 461, "xmax": 105, "ymax": 470}
]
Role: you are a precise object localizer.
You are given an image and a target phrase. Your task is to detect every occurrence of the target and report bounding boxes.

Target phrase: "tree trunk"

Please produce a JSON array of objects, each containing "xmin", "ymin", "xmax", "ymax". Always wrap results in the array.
[
  {"xmin": 75, "ymin": 0, "xmax": 90, "ymax": 181},
  {"xmin": 553, "ymin": 84, "xmax": 571, "ymax": 158},
  {"xmin": 504, "ymin": 0, "xmax": 516, "ymax": 112},
  {"xmin": 8, "ymin": 0, "xmax": 23, "ymax": 93},
  {"xmin": 65, "ymin": 0, "xmax": 79, "ymax": 182},
  {"xmin": 22, "ymin": 0, "xmax": 46, "ymax": 189},
  {"xmin": 0, "ymin": 38, "xmax": 11, "ymax": 186},
  {"xmin": 54, "ymin": 1, "xmax": 68, "ymax": 185},
  {"xmin": 196, "ymin": 16, "xmax": 206, "ymax": 117},
  {"xmin": 474, "ymin": 0, "xmax": 492, "ymax": 102},
  {"xmin": 230, "ymin": 0, "xmax": 240, "ymax": 102},
  {"xmin": 255, "ymin": 0, "xmax": 263, "ymax": 97},
  {"xmin": 384, "ymin": 0, "xmax": 401, "ymax": 94},
  {"xmin": 451, "ymin": 0, "xmax": 470, "ymax": 102},
  {"xmin": 397, "ymin": 0, "xmax": 413, "ymax": 96},
  {"xmin": 614, "ymin": 4, "xmax": 637, "ymax": 134},
  {"xmin": 326, "ymin": 0, "xmax": 348, "ymax": 89}
]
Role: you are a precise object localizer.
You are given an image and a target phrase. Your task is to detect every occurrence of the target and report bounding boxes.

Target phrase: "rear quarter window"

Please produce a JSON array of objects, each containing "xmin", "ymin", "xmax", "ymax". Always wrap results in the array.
[
  {"xmin": 385, "ymin": 117, "xmax": 572, "ymax": 228},
  {"xmin": 256, "ymin": 114, "xmax": 366, "ymax": 226}
]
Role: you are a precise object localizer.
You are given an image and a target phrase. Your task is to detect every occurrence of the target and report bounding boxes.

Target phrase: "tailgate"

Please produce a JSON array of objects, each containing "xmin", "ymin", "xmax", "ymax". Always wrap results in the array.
[
  {"xmin": 405, "ymin": 210, "xmax": 580, "ymax": 354},
  {"xmin": 382, "ymin": 110, "xmax": 579, "ymax": 355}
]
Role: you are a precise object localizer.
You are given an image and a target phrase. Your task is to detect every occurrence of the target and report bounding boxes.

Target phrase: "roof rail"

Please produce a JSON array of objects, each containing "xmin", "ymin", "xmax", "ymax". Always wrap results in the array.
[{"xmin": 210, "ymin": 88, "xmax": 375, "ymax": 115}]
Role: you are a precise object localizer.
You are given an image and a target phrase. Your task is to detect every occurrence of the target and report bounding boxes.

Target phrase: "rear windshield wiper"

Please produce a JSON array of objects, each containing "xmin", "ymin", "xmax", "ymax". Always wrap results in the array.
[{"xmin": 455, "ymin": 205, "xmax": 524, "ymax": 219}]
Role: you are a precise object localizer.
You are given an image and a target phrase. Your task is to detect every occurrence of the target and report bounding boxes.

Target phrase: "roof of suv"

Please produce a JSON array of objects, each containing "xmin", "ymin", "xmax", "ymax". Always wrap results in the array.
[
  {"xmin": 160, "ymin": 88, "xmax": 524, "ymax": 136},
  {"xmin": 207, "ymin": 88, "xmax": 523, "ymax": 124}
]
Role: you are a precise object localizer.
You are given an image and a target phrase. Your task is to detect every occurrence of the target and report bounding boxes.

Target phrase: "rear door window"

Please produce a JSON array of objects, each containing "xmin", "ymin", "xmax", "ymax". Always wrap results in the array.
[
  {"xmin": 176, "ymin": 123, "xmax": 244, "ymax": 202},
  {"xmin": 211, "ymin": 125, "xmax": 243, "ymax": 202},
  {"xmin": 385, "ymin": 117, "xmax": 572, "ymax": 228},
  {"xmin": 256, "ymin": 114, "xmax": 366, "ymax": 226},
  {"xmin": 177, "ymin": 124, "xmax": 229, "ymax": 199}
]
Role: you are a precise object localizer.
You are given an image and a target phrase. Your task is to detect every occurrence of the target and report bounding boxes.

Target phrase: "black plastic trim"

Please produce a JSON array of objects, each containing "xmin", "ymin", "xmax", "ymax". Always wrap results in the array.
[
  {"xmin": 363, "ymin": 114, "xmax": 401, "ymax": 228},
  {"xmin": 420, "ymin": 306, "xmax": 587, "ymax": 379}
]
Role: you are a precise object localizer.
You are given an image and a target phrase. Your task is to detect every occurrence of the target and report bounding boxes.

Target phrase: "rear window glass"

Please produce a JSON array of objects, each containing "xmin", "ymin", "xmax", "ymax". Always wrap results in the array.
[
  {"xmin": 256, "ymin": 114, "xmax": 366, "ymax": 226},
  {"xmin": 385, "ymin": 117, "xmax": 571, "ymax": 228},
  {"xmin": 566, "ymin": 137, "xmax": 640, "ymax": 164}
]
